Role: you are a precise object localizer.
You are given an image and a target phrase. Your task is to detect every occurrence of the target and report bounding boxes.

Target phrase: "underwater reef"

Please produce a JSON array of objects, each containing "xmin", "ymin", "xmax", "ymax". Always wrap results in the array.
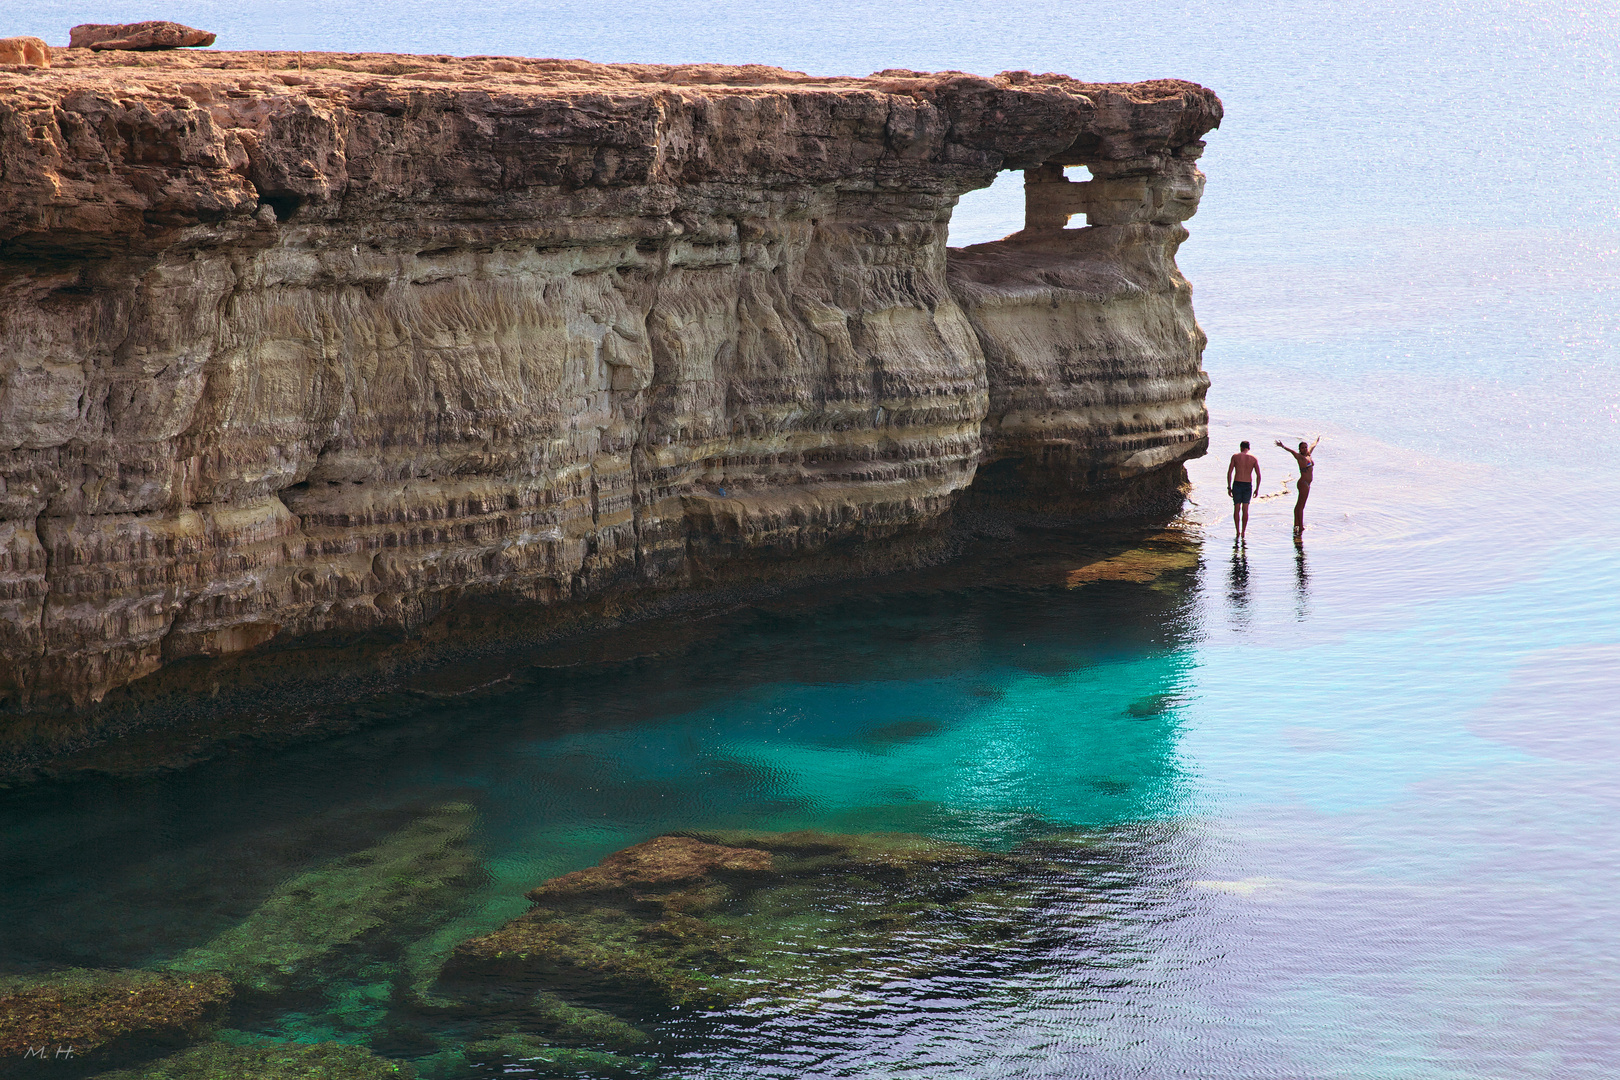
[
  {"xmin": 165, "ymin": 803, "xmax": 483, "ymax": 997},
  {"xmin": 88, "ymin": 1037, "xmax": 414, "ymax": 1079},
  {"xmin": 441, "ymin": 830, "xmax": 1067, "ymax": 1009},
  {"xmin": 0, "ymin": 968, "xmax": 231, "ymax": 1071},
  {"xmin": 1, "ymin": 795, "xmax": 1147, "ymax": 1078}
]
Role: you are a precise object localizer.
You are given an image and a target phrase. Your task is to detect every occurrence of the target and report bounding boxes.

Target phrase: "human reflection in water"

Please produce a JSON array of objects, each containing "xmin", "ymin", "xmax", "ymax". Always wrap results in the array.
[
  {"xmin": 1293, "ymin": 537, "xmax": 1310, "ymax": 621},
  {"xmin": 1227, "ymin": 545, "xmax": 1252, "ymax": 629}
]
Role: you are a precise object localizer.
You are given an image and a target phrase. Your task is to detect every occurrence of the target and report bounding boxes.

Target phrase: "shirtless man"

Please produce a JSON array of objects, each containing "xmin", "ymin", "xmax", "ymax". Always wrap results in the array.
[{"xmin": 1227, "ymin": 440, "xmax": 1261, "ymax": 541}]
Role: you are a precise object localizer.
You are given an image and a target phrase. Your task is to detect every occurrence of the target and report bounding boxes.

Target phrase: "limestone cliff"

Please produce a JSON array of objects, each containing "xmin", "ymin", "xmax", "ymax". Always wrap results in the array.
[{"xmin": 0, "ymin": 51, "xmax": 1219, "ymax": 711}]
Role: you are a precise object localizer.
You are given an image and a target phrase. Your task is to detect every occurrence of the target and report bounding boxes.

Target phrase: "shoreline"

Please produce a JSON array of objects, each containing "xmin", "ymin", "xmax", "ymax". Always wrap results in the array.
[{"xmin": 0, "ymin": 494, "xmax": 1201, "ymax": 787}]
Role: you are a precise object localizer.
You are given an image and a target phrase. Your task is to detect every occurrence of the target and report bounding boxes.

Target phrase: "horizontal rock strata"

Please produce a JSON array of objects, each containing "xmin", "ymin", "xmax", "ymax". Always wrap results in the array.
[
  {"xmin": 0, "ymin": 51, "xmax": 1219, "ymax": 713},
  {"xmin": 68, "ymin": 22, "xmax": 218, "ymax": 52}
]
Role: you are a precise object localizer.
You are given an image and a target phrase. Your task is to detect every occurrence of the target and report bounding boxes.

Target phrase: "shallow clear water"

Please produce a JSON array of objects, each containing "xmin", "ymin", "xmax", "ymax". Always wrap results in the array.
[{"xmin": 5, "ymin": 1, "xmax": 1620, "ymax": 1077}]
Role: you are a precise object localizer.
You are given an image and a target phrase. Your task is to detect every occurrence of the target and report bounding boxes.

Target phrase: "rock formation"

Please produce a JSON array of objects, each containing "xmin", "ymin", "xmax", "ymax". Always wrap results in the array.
[
  {"xmin": 166, "ymin": 802, "xmax": 480, "ymax": 995},
  {"xmin": 0, "ymin": 37, "xmax": 50, "ymax": 68},
  {"xmin": 0, "ymin": 51, "xmax": 1219, "ymax": 716},
  {"xmin": 68, "ymin": 22, "xmax": 217, "ymax": 51},
  {"xmin": 91, "ymin": 1038, "xmax": 417, "ymax": 1079},
  {"xmin": 440, "ymin": 830, "xmax": 1055, "ymax": 1007},
  {"xmin": 0, "ymin": 968, "xmax": 232, "ymax": 1069}
]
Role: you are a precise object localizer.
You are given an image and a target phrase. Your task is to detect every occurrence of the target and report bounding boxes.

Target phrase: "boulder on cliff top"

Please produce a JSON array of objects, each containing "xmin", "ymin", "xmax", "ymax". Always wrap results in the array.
[
  {"xmin": 69, "ymin": 21, "xmax": 216, "ymax": 51},
  {"xmin": 0, "ymin": 36, "xmax": 49, "ymax": 66}
]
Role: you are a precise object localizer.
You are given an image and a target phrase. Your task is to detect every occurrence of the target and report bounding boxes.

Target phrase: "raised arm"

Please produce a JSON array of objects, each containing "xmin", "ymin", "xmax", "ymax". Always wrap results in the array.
[
  {"xmin": 1275, "ymin": 439, "xmax": 1304, "ymax": 463},
  {"xmin": 1309, "ymin": 437, "xmax": 1321, "ymax": 454}
]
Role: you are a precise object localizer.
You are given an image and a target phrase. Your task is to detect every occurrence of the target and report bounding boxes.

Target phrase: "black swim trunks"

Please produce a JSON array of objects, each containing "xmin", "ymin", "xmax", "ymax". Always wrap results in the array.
[{"xmin": 1231, "ymin": 481, "xmax": 1253, "ymax": 504}]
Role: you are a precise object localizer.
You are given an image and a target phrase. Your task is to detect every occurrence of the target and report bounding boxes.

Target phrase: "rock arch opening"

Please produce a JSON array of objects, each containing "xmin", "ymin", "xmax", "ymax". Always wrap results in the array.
[
  {"xmin": 946, "ymin": 169, "xmax": 1024, "ymax": 247},
  {"xmin": 944, "ymin": 145, "xmax": 1212, "ymax": 517},
  {"xmin": 947, "ymin": 158, "xmax": 1145, "ymax": 250}
]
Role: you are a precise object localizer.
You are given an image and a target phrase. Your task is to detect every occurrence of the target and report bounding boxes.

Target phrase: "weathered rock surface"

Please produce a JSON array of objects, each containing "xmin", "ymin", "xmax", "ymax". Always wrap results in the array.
[
  {"xmin": 166, "ymin": 803, "xmax": 481, "ymax": 994},
  {"xmin": 89, "ymin": 1036, "xmax": 415, "ymax": 1079},
  {"xmin": 416, "ymin": 1033, "xmax": 648, "ymax": 1080},
  {"xmin": 68, "ymin": 23, "xmax": 217, "ymax": 52},
  {"xmin": 0, "ymin": 968, "xmax": 231, "ymax": 1068},
  {"xmin": 0, "ymin": 37, "xmax": 50, "ymax": 68},
  {"xmin": 440, "ymin": 830, "xmax": 1043, "ymax": 1008},
  {"xmin": 0, "ymin": 51, "xmax": 1219, "ymax": 715}
]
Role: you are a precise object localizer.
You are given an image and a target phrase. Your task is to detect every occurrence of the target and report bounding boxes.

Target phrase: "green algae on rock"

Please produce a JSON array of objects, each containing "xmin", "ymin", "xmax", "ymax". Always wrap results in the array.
[
  {"xmin": 528, "ymin": 994, "xmax": 650, "ymax": 1052},
  {"xmin": 87, "ymin": 1037, "xmax": 415, "ymax": 1079},
  {"xmin": 405, "ymin": 989, "xmax": 655, "ymax": 1076},
  {"xmin": 166, "ymin": 803, "xmax": 482, "ymax": 995},
  {"xmin": 1061, "ymin": 527, "xmax": 1201, "ymax": 589},
  {"xmin": 0, "ymin": 968, "xmax": 231, "ymax": 1067},
  {"xmin": 440, "ymin": 830, "xmax": 1044, "ymax": 1009},
  {"xmin": 416, "ymin": 1033, "xmax": 651, "ymax": 1080}
]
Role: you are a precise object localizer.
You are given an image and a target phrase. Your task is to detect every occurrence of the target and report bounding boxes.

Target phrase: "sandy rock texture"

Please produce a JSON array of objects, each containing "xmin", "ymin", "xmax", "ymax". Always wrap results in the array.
[
  {"xmin": 0, "ymin": 51, "xmax": 1219, "ymax": 712},
  {"xmin": 69, "ymin": 22, "xmax": 218, "ymax": 52},
  {"xmin": 0, "ymin": 37, "xmax": 50, "ymax": 68}
]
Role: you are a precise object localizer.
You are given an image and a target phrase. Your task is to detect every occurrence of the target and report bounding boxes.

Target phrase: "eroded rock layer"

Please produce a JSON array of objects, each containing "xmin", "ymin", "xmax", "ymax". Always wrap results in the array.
[{"xmin": 0, "ymin": 51, "xmax": 1220, "ymax": 710}]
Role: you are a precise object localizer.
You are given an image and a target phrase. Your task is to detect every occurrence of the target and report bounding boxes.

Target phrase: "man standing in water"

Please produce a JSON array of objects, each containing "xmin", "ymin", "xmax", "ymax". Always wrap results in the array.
[{"xmin": 1227, "ymin": 440, "xmax": 1260, "ymax": 542}]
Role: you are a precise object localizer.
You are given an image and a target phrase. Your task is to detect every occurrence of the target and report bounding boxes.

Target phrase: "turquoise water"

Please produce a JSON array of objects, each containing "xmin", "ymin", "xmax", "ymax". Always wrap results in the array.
[
  {"xmin": 6, "ymin": 0, "xmax": 1620, "ymax": 1076},
  {"xmin": 6, "ymin": 455, "xmax": 1616, "ymax": 1077}
]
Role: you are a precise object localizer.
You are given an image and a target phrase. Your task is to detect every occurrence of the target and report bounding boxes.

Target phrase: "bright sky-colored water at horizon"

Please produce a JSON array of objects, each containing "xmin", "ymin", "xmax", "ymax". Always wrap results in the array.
[{"xmin": 3, "ymin": 2, "xmax": 1619, "ymax": 1078}]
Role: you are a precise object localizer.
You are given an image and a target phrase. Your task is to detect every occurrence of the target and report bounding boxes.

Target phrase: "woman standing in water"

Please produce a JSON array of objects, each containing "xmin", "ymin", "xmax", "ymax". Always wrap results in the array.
[{"xmin": 1276, "ymin": 437, "xmax": 1320, "ymax": 537}]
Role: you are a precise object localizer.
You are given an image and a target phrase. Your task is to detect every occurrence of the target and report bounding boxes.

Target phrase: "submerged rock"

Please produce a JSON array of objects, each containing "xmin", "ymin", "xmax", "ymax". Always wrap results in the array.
[
  {"xmin": 530, "ymin": 836, "xmax": 774, "ymax": 899},
  {"xmin": 441, "ymin": 830, "xmax": 1037, "ymax": 1009},
  {"xmin": 528, "ymin": 993, "xmax": 649, "ymax": 1052},
  {"xmin": 1062, "ymin": 528, "xmax": 1201, "ymax": 588},
  {"xmin": 0, "ymin": 968, "xmax": 230, "ymax": 1068},
  {"xmin": 167, "ymin": 803, "xmax": 481, "ymax": 995},
  {"xmin": 67, "ymin": 23, "xmax": 216, "ymax": 51},
  {"xmin": 417, "ymin": 1033, "xmax": 650, "ymax": 1080},
  {"xmin": 88, "ymin": 1037, "xmax": 413, "ymax": 1078}
]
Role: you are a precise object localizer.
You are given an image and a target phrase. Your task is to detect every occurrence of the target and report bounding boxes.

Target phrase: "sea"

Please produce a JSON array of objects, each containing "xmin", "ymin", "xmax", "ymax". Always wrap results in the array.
[{"xmin": 3, "ymin": 1, "xmax": 1619, "ymax": 1077}]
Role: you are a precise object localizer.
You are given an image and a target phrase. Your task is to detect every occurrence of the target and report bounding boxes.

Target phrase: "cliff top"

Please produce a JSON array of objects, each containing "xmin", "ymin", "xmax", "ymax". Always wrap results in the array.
[
  {"xmin": 5, "ymin": 48, "xmax": 1215, "ymax": 108},
  {"xmin": 0, "ymin": 50, "xmax": 1220, "ymax": 255}
]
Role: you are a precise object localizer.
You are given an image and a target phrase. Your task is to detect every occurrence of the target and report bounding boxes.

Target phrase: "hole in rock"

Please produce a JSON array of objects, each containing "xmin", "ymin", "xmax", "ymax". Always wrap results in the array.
[
  {"xmin": 947, "ymin": 169, "xmax": 1024, "ymax": 248},
  {"xmin": 948, "ymin": 162, "xmax": 1097, "ymax": 247},
  {"xmin": 257, "ymin": 192, "xmax": 303, "ymax": 222}
]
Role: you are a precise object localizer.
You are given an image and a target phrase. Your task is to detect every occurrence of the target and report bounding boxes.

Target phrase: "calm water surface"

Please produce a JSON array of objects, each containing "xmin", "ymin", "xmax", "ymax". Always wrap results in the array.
[{"xmin": 4, "ymin": 1, "xmax": 1620, "ymax": 1077}]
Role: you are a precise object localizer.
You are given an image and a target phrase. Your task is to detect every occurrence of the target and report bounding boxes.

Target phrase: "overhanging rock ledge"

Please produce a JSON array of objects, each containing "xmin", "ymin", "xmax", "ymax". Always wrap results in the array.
[{"xmin": 0, "ymin": 51, "xmax": 1221, "ymax": 713}]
